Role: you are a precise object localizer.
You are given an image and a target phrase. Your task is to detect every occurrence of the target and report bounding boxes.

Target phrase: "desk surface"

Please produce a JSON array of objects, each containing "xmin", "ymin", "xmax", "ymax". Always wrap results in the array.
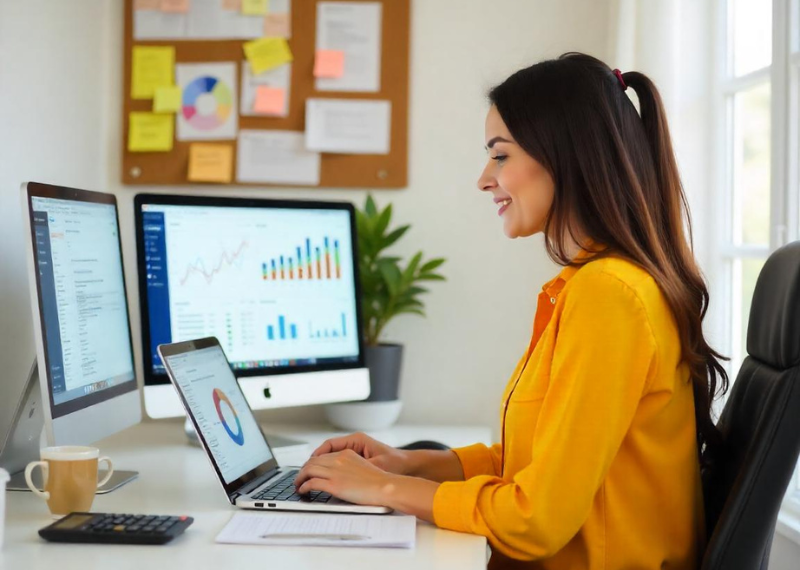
[{"xmin": 2, "ymin": 420, "xmax": 490, "ymax": 570}]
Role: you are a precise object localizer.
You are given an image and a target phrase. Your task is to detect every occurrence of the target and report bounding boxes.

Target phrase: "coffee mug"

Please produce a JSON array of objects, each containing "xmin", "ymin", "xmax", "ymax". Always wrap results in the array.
[{"xmin": 25, "ymin": 446, "xmax": 114, "ymax": 517}]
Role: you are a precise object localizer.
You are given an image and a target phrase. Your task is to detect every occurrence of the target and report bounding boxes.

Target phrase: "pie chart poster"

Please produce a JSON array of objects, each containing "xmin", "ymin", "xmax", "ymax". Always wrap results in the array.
[{"xmin": 177, "ymin": 62, "xmax": 238, "ymax": 141}]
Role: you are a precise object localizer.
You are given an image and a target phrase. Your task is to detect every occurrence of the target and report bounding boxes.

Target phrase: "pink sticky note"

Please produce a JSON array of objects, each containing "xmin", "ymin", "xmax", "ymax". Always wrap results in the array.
[
  {"xmin": 160, "ymin": 0, "xmax": 190, "ymax": 13},
  {"xmin": 264, "ymin": 13, "xmax": 291, "ymax": 38},
  {"xmin": 222, "ymin": 0, "xmax": 241, "ymax": 10},
  {"xmin": 314, "ymin": 50, "xmax": 345, "ymax": 79},
  {"xmin": 254, "ymin": 86, "xmax": 286, "ymax": 116}
]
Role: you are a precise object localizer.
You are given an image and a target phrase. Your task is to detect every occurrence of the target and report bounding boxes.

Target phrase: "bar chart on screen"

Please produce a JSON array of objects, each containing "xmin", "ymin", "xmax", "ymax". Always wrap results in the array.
[{"xmin": 144, "ymin": 205, "xmax": 360, "ymax": 366}]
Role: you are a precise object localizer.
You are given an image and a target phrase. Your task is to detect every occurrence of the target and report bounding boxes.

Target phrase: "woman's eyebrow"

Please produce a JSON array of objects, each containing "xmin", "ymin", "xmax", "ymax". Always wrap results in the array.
[{"xmin": 486, "ymin": 136, "xmax": 512, "ymax": 150}]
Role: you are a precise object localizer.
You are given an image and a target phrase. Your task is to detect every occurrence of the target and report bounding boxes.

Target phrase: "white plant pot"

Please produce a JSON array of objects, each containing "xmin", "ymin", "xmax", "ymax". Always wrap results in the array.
[{"xmin": 324, "ymin": 400, "xmax": 403, "ymax": 432}]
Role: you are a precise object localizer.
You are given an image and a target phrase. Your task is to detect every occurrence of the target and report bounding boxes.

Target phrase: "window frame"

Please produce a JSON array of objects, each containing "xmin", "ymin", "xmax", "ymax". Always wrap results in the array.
[{"xmin": 714, "ymin": 0, "xmax": 800, "ymax": 535}]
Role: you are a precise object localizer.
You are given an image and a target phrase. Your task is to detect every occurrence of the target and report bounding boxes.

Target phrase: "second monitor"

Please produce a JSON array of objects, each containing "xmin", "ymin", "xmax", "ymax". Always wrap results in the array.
[{"xmin": 134, "ymin": 194, "xmax": 370, "ymax": 421}]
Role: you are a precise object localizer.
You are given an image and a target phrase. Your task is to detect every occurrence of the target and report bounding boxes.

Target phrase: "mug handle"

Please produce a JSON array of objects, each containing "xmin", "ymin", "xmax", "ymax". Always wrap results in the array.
[
  {"xmin": 97, "ymin": 456, "xmax": 114, "ymax": 488},
  {"xmin": 24, "ymin": 460, "xmax": 50, "ymax": 501}
]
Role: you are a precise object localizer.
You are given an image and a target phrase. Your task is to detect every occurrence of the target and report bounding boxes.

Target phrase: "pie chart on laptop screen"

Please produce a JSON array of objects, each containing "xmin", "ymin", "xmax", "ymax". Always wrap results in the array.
[
  {"xmin": 213, "ymin": 388, "xmax": 245, "ymax": 446},
  {"xmin": 181, "ymin": 76, "xmax": 233, "ymax": 131}
]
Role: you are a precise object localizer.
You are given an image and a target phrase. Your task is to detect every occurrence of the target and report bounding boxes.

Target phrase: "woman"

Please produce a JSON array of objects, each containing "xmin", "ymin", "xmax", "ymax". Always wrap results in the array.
[{"xmin": 294, "ymin": 52, "xmax": 728, "ymax": 570}]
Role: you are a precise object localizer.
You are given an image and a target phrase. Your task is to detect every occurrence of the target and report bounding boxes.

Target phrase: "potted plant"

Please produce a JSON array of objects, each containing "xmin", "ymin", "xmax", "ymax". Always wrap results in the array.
[{"xmin": 324, "ymin": 195, "xmax": 446, "ymax": 431}]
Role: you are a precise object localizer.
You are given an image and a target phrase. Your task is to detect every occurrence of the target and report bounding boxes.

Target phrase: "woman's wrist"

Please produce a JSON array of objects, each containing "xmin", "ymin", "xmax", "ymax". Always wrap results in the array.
[{"xmin": 379, "ymin": 473, "xmax": 439, "ymax": 522}]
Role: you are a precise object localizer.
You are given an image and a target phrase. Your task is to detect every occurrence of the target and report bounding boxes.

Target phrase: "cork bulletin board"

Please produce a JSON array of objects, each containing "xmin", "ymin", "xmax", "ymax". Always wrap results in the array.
[{"xmin": 122, "ymin": 0, "xmax": 410, "ymax": 188}]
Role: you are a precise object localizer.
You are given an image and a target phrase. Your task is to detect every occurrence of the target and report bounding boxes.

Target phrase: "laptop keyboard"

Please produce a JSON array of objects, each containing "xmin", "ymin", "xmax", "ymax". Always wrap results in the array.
[{"xmin": 252, "ymin": 470, "xmax": 333, "ymax": 503}]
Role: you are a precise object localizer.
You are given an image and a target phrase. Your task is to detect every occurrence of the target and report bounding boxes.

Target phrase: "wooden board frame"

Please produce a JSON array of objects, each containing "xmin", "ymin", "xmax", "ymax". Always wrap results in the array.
[{"xmin": 122, "ymin": 0, "xmax": 409, "ymax": 188}]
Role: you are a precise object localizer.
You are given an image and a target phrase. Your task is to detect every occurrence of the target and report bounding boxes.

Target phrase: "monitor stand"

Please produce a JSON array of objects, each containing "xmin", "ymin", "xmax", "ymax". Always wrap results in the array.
[
  {"xmin": 183, "ymin": 417, "xmax": 306, "ymax": 449},
  {"xmin": 1, "ymin": 361, "xmax": 138, "ymax": 494}
]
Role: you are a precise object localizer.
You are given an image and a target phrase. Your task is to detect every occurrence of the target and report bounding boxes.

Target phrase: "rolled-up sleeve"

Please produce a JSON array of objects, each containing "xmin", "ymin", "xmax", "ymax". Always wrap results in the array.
[
  {"xmin": 451, "ymin": 442, "xmax": 503, "ymax": 479},
  {"xmin": 432, "ymin": 272, "xmax": 656, "ymax": 561}
]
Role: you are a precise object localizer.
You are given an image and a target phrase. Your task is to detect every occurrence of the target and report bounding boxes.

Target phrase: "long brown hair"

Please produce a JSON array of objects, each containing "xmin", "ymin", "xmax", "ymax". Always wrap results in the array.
[{"xmin": 489, "ymin": 52, "xmax": 728, "ymax": 455}]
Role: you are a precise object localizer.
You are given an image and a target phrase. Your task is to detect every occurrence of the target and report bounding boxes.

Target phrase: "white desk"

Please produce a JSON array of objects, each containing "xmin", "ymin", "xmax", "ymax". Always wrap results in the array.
[{"xmin": 2, "ymin": 420, "xmax": 490, "ymax": 570}]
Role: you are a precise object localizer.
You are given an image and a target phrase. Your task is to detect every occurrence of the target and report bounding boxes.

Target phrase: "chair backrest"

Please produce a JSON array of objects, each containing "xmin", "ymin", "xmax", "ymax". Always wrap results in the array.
[{"xmin": 701, "ymin": 241, "xmax": 800, "ymax": 570}]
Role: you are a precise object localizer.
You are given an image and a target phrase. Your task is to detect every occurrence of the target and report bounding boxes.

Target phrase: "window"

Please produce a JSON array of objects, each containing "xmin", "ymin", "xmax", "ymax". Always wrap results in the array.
[{"xmin": 716, "ymin": 0, "xmax": 800, "ymax": 521}]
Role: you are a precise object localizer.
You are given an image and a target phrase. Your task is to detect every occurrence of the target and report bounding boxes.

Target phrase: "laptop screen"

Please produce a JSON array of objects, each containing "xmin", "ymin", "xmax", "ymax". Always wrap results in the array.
[{"xmin": 162, "ymin": 343, "xmax": 274, "ymax": 484}]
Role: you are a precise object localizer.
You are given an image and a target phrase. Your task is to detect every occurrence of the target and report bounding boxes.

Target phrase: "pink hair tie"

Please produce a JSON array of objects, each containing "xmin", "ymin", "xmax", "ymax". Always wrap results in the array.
[{"xmin": 613, "ymin": 69, "xmax": 627, "ymax": 91}]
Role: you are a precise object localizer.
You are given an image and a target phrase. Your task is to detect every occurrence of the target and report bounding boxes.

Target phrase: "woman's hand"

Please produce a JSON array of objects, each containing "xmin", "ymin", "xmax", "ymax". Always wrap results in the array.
[
  {"xmin": 294, "ymin": 448, "xmax": 398, "ymax": 506},
  {"xmin": 310, "ymin": 432, "xmax": 413, "ymax": 476}
]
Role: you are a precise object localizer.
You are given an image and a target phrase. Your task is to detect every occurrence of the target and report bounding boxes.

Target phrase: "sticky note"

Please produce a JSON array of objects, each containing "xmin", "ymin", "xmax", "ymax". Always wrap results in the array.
[
  {"xmin": 128, "ymin": 112, "xmax": 174, "ymax": 152},
  {"xmin": 160, "ymin": 0, "xmax": 190, "ymax": 12},
  {"xmin": 222, "ymin": 0, "xmax": 241, "ymax": 10},
  {"xmin": 243, "ymin": 37, "xmax": 293, "ymax": 75},
  {"xmin": 131, "ymin": 46, "xmax": 175, "ymax": 99},
  {"xmin": 134, "ymin": 0, "xmax": 160, "ymax": 9},
  {"xmin": 254, "ymin": 86, "xmax": 286, "ymax": 115},
  {"xmin": 188, "ymin": 144, "xmax": 234, "ymax": 183},
  {"xmin": 153, "ymin": 86, "xmax": 182, "ymax": 113},
  {"xmin": 264, "ymin": 12, "xmax": 291, "ymax": 38},
  {"xmin": 241, "ymin": 0, "xmax": 268, "ymax": 15},
  {"xmin": 314, "ymin": 50, "xmax": 345, "ymax": 79}
]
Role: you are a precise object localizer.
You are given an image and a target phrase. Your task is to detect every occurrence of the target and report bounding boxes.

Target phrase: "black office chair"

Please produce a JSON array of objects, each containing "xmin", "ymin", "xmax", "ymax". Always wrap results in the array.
[{"xmin": 701, "ymin": 241, "xmax": 800, "ymax": 570}]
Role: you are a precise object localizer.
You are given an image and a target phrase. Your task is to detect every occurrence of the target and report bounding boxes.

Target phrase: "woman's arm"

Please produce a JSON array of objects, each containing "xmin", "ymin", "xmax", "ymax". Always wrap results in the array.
[{"xmin": 405, "ymin": 449, "xmax": 465, "ymax": 482}]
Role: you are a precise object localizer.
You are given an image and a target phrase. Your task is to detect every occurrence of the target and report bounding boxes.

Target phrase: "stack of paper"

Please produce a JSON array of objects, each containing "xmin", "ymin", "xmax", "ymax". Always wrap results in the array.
[{"xmin": 216, "ymin": 512, "xmax": 416, "ymax": 548}]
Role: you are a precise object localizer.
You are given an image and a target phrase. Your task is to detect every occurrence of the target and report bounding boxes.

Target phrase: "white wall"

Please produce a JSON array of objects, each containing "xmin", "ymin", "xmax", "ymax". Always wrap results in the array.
[{"xmin": 0, "ymin": 0, "xmax": 612, "ymax": 437}]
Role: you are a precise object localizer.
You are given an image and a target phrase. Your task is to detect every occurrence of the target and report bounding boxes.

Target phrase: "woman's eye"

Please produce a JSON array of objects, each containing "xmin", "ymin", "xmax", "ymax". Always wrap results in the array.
[{"xmin": 491, "ymin": 155, "xmax": 507, "ymax": 163}]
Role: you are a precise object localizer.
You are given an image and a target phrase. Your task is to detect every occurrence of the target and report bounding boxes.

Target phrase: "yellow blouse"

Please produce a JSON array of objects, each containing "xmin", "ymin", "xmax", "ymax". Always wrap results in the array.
[{"xmin": 432, "ymin": 255, "xmax": 704, "ymax": 570}]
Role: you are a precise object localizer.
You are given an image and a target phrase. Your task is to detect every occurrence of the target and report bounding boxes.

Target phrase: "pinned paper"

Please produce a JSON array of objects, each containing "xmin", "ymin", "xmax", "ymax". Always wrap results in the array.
[
  {"xmin": 134, "ymin": 0, "xmax": 160, "ymax": 9},
  {"xmin": 240, "ymin": 61, "xmax": 291, "ymax": 117},
  {"xmin": 241, "ymin": 0, "xmax": 268, "ymax": 15},
  {"xmin": 160, "ymin": 0, "xmax": 190, "ymax": 13},
  {"xmin": 314, "ymin": 50, "xmax": 344, "ymax": 79},
  {"xmin": 188, "ymin": 143, "xmax": 234, "ymax": 183},
  {"xmin": 131, "ymin": 46, "xmax": 175, "ymax": 99},
  {"xmin": 254, "ymin": 87, "xmax": 286, "ymax": 115},
  {"xmin": 264, "ymin": 12, "xmax": 291, "ymax": 38},
  {"xmin": 153, "ymin": 86, "xmax": 182, "ymax": 113},
  {"xmin": 128, "ymin": 112, "xmax": 174, "ymax": 152},
  {"xmin": 243, "ymin": 37, "xmax": 293, "ymax": 75}
]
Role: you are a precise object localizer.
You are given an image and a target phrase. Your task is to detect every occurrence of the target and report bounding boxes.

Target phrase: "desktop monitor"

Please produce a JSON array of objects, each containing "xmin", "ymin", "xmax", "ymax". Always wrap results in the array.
[
  {"xmin": 19, "ymin": 182, "xmax": 141, "ymax": 488},
  {"xmin": 134, "ymin": 194, "xmax": 370, "ymax": 421}
]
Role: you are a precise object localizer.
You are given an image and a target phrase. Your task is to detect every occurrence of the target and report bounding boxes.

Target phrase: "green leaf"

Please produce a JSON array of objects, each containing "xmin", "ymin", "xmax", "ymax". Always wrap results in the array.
[
  {"xmin": 374, "ymin": 204, "xmax": 392, "ymax": 239},
  {"xmin": 420, "ymin": 258, "xmax": 446, "ymax": 273},
  {"xmin": 378, "ymin": 259, "xmax": 402, "ymax": 296},
  {"xmin": 365, "ymin": 195, "xmax": 378, "ymax": 218},
  {"xmin": 403, "ymin": 252, "xmax": 423, "ymax": 285},
  {"xmin": 382, "ymin": 225, "xmax": 410, "ymax": 250},
  {"xmin": 417, "ymin": 273, "xmax": 446, "ymax": 281}
]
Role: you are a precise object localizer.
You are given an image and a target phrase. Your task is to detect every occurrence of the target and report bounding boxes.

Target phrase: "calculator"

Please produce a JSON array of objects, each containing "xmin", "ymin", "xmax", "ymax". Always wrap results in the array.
[{"xmin": 38, "ymin": 512, "xmax": 194, "ymax": 545}]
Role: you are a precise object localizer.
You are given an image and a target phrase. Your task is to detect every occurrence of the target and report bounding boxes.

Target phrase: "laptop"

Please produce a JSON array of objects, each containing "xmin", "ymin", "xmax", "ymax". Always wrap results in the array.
[{"xmin": 157, "ymin": 337, "xmax": 391, "ymax": 514}]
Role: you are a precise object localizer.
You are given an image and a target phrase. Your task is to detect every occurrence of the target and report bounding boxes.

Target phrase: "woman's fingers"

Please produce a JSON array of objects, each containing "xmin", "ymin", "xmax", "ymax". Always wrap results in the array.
[
  {"xmin": 311, "ymin": 433, "xmax": 368, "ymax": 457},
  {"xmin": 297, "ymin": 477, "xmax": 333, "ymax": 495}
]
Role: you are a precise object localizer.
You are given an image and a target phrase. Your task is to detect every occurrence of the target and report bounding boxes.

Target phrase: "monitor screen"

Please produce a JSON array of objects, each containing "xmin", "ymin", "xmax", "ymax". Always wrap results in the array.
[
  {"xmin": 161, "ymin": 343, "xmax": 273, "ymax": 484},
  {"xmin": 28, "ymin": 193, "xmax": 137, "ymax": 418},
  {"xmin": 136, "ymin": 195, "xmax": 363, "ymax": 384}
]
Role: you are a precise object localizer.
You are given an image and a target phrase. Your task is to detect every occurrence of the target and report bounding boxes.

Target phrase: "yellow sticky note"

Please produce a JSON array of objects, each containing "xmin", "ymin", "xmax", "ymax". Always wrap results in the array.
[
  {"xmin": 188, "ymin": 144, "xmax": 234, "ymax": 183},
  {"xmin": 153, "ymin": 86, "xmax": 182, "ymax": 113},
  {"xmin": 131, "ymin": 46, "xmax": 175, "ymax": 99},
  {"xmin": 241, "ymin": 0, "xmax": 268, "ymax": 15},
  {"xmin": 314, "ymin": 50, "xmax": 345, "ymax": 78},
  {"xmin": 264, "ymin": 12, "xmax": 291, "ymax": 38},
  {"xmin": 160, "ymin": 0, "xmax": 190, "ymax": 13},
  {"xmin": 243, "ymin": 37, "xmax": 293, "ymax": 75},
  {"xmin": 128, "ymin": 112, "xmax": 174, "ymax": 152},
  {"xmin": 254, "ymin": 86, "xmax": 286, "ymax": 115}
]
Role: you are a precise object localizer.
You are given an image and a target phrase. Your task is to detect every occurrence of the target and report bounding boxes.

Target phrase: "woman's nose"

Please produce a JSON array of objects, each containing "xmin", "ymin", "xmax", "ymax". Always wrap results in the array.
[{"xmin": 477, "ymin": 164, "xmax": 495, "ymax": 192}]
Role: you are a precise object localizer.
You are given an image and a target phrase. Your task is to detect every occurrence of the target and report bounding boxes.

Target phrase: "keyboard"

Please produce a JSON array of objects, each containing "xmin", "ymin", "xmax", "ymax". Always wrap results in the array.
[{"xmin": 251, "ymin": 469, "xmax": 333, "ymax": 503}]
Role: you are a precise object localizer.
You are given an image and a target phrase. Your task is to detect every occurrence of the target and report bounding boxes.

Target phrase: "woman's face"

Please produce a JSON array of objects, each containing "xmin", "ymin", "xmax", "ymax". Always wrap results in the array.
[{"xmin": 478, "ymin": 105, "xmax": 555, "ymax": 239}]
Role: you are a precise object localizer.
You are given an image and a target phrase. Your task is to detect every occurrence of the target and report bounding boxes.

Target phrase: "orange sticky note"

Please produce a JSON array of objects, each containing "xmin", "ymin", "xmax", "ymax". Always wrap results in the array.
[
  {"xmin": 188, "ymin": 144, "xmax": 234, "ymax": 183},
  {"xmin": 254, "ymin": 86, "xmax": 286, "ymax": 115},
  {"xmin": 264, "ymin": 12, "xmax": 291, "ymax": 38},
  {"xmin": 222, "ymin": 0, "xmax": 241, "ymax": 10},
  {"xmin": 134, "ymin": 0, "xmax": 160, "ymax": 9},
  {"xmin": 160, "ymin": 0, "xmax": 190, "ymax": 13},
  {"xmin": 314, "ymin": 50, "xmax": 345, "ymax": 79}
]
